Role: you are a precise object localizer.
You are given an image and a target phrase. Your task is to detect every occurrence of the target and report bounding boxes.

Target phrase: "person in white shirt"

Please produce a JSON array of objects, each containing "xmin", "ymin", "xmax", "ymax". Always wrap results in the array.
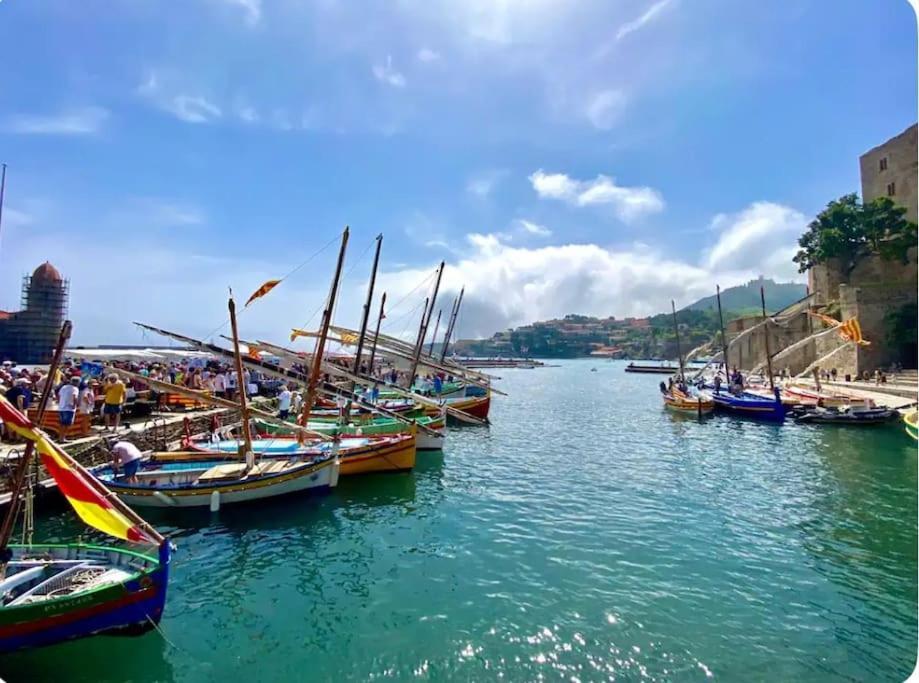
[
  {"xmin": 78, "ymin": 381, "xmax": 95, "ymax": 416},
  {"xmin": 56, "ymin": 376, "xmax": 80, "ymax": 440},
  {"xmin": 278, "ymin": 386, "xmax": 292, "ymax": 419},
  {"xmin": 110, "ymin": 440, "xmax": 143, "ymax": 482},
  {"xmin": 243, "ymin": 369, "xmax": 253, "ymax": 396},
  {"xmin": 226, "ymin": 370, "xmax": 238, "ymax": 401},
  {"xmin": 213, "ymin": 371, "xmax": 227, "ymax": 398},
  {"xmin": 291, "ymin": 390, "xmax": 303, "ymax": 415}
]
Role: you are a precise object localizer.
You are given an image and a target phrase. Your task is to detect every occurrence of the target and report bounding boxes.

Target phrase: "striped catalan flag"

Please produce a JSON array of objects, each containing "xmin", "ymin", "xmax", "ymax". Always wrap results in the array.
[
  {"xmin": 839, "ymin": 318, "xmax": 870, "ymax": 345},
  {"xmin": 245, "ymin": 279, "xmax": 281, "ymax": 307},
  {"xmin": 0, "ymin": 395, "xmax": 157, "ymax": 545}
]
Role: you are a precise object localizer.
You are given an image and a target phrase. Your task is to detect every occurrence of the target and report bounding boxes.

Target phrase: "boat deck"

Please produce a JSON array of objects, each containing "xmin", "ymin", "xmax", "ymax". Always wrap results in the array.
[{"xmin": 794, "ymin": 379, "xmax": 918, "ymax": 410}]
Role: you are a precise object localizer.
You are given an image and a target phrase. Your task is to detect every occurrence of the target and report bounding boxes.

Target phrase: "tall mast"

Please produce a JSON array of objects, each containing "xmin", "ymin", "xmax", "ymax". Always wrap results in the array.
[
  {"xmin": 407, "ymin": 297, "xmax": 428, "ymax": 388},
  {"xmin": 0, "ymin": 163, "xmax": 6, "ymax": 261},
  {"xmin": 227, "ymin": 294, "xmax": 254, "ymax": 466},
  {"xmin": 345, "ymin": 233, "xmax": 382, "ymax": 421},
  {"xmin": 409, "ymin": 261, "xmax": 444, "ymax": 385},
  {"xmin": 427, "ymin": 309, "xmax": 442, "ymax": 356},
  {"xmin": 760, "ymin": 286, "xmax": 775, "ymax": 390},
  {"xmin": 440, "ymin": 286, "xmax": 465, "ymax": 363},
  {"xmin": 0, "ymin": 320, "xmax": 71, "ymax": 561},
  {"xmin": 300, "ymin": 227, "xmax": 350, "ymax": 438},
  {"xmin": 716, "ymin": 284, "xmax": 729, "ymax": 377},
  {"xmin": 367, "ymin": 291, "xmax": 386, "ymax": 376},
  {"xmin": 670, "ymin": 300, "xmax": 685, "ymax": 381}
]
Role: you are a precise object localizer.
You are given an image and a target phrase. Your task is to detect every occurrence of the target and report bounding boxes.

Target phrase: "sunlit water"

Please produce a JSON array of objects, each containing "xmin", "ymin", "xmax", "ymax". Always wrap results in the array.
[{"xmin": 4, "ymin": 360, "xmax": 916, "ymax": 682}]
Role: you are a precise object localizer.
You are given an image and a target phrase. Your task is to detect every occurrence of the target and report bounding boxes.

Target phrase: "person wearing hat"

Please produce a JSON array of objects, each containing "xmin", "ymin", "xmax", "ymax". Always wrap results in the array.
[{"xmin": 57, "ymin": 376, "xmax": 81, "ymax": 441}]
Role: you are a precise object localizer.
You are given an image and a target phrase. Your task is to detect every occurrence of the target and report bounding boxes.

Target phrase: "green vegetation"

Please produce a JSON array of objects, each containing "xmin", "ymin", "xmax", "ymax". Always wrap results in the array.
[
  {"xmin": 793, "ymin": 194, "xmax": 917, "ymax": 275},
  {"xmin": 685, "ymin": 279, "xmax": 806, "ymax": 313},
  {"xmin": 885, "ymin": 302, "xmax": 917, "ymax": 365}
]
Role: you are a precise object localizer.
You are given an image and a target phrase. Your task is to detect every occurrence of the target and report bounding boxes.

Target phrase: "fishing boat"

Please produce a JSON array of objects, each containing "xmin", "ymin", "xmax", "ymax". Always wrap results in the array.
[
  {"xmin": 662, "ymin": 387, "xmax": 714, "ymax": 415},
  {"xmin": 793, "ymin": 406, "xmax": 899, "ymax": 425},
  {"xmin": 904, "ymin": 409, "xmax": 918, "ymax": 440},
  {"xmin": 93, "ymin": 449, "xmax": 340, "ymax": 509},
  {"xmin": 443, "ymin": 392, "xmax": 491, "ymax": 421},
  {"xmin": 254, "ymin": 411, "xmax": 446, "ymax": 451},
  {"xmin": 707, "ymin": 388, "xmax": 787, "ymax": 422},
  {"xmin": 783, "ymin": 383, "xmax": 869, "ymax": 408},
  {"xmin": 187, "ymin": 431, "xmax": 417, "ymax": 476},
  {"xmin": 0, "ymin": 322, "xmax": 170, "ymax": 653}
]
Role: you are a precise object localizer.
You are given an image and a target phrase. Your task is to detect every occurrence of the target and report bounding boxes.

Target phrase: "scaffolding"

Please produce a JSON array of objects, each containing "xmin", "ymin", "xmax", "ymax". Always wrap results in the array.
[{"xmin": 0, "ymin": 269, "xmax": 69, "ymax": 364}]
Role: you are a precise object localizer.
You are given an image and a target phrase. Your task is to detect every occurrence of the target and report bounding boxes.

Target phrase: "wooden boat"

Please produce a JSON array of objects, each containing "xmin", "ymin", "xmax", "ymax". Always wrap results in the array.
[
  {"xmin": 92, "ymin": 450, "xmax": 339, "ymax": 509},
  {"xmin": 794, "ymin": 406, "xmax": 899, "ymax": 425},
  {"xmin": 254, "ymin": 412, "xmax": 445, "ymax": 451},
  {"xmin": 904, "ymin": 409, "xmax": 918, "ymax": 441},
  {"xmin": 662, "ymin": 388, "xmax": 714, "ymax": 415},
  {"xmin": 0, "ymin": 542, "xmax": 170, "ymax": 653},
  {"xmin": 745, "ymin": 386, "xmax": 803, "ymax": 407},
  {"xmin": 184, "ymin": 432, "xmax": 416, "ymax": 477},
  {"xmin": 0, "ymin": 340, "xmax": 171, "ymax": 653},
  {"xmin": 782, "ymin": 384, "xmax": 868, "ymax": 408},
  {"xmin": 707, "ymin": 388, "xmax": 786, "ymax": 422},
  {"xmin": 443, "ymin": 392, "xmax": 491, "ymax": 421}
]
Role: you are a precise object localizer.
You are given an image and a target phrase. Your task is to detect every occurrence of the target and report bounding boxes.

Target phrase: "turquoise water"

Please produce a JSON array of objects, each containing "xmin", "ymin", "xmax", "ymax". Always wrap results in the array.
[{"xmin": 4, "ymin": 360, "xmax": 917, "ymax": 681}]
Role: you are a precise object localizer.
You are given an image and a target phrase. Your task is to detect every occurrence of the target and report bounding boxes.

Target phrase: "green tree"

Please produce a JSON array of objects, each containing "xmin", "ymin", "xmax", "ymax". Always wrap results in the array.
[{"xmin": 793, "ymin": 194, "xmax": 917, "ymax": 275}]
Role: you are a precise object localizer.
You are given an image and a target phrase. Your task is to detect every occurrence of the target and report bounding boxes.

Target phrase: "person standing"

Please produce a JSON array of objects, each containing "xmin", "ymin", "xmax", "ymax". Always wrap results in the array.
[
  {"xmin": 78, "ymin": 379, "xmax": 95, "ymax": 419},
  {"xmin": 57, "ymin": 376, "xmax": 80, "ymax": 441},
  {"xmin": 213, "ymin": 369, "xmax": 227, "ymax": 399},
  {"xmin": 102, "ymin": 374, "xmax": 127, "ymax": 431},
  {"xmin": 278, "ymin": 385, "xmax": 292, "ymax": 420}
]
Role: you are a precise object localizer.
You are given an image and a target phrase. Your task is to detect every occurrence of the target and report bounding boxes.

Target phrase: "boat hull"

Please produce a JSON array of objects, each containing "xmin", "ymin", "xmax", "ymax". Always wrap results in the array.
[
  {"xmin": 445, "ymin": 394, "xmax": 491, "ymax": 421},
  {"xmin": 255, "ymin": 415, "xmax": 445, "ymax": 451},
  {"xmin": 709, "ymin": 391, "xmax": 786, "ymax": 422},
  {"xmin": 663, "ymin": 394, "xmax": 714, "ymax": 415},
  {"xmin": 0, "ymin": 543, "xmax": 169, "ymax": 653},
  {"xmin": 96, "ymin": 457, "xmax": 339, "ymax": 508},
  {"xmin": 903, "ymin": 410, "xmax": 917, "ymax": 440}
]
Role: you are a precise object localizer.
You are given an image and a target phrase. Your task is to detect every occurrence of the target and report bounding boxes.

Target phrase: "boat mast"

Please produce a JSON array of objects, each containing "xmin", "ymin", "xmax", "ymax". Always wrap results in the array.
[
  {"xmin": 427, "ymin": 309, "xmax": 442, "ymax": 357},
  {"xmin": 407, "ymin": 297, "xmax": 429, "ymax": 388},
  {"xmin": 0, "ymin": 320, "xmax": 71, "ymax": 565},
  {"xmin": 409, "ymin": 262, "xmax": 444, "ymax": 387},
  {"xmin": 440, "ymin": 286, "xmax": 465, "ymax": 363},
  {"xmin": 299, "ymin": 226, "xmax": 350, "ymax": 439},
  {"xmin": 227, "ymin": 294, "xmax": 255, "ymax": 467},
  {"xmin": 367, "ymin": 291, "xmax": 386, "ymax": 376},
  {"xmin": 0, "ymin": 163, "xmax": 6, "ymax": 261},
  {"xmin": 760, "ymin": 286, "xmax": 775, "ymax": 391},
  {"xmin": 344, "ymin": 233, "xmax": 382, "ymax": 422},
  {"xmin": 716, "ymin": 284, "xmax": 730, "ymax": 377},
  {"xmin": 670, "ymin": 300, "xmax": 685, "ymax": 381}
]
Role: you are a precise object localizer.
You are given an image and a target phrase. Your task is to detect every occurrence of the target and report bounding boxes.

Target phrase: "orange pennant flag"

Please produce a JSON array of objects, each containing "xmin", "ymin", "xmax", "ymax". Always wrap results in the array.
[{"xmin": 245, "ymin": 279, "xmax": 281, "ymax": 307}]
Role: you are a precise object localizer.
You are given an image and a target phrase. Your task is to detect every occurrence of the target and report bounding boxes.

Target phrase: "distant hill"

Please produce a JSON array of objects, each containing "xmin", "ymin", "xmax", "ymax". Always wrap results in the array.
[{"xmin": 683, "ymin": 278, "xmax": 806, "ymax": 314}]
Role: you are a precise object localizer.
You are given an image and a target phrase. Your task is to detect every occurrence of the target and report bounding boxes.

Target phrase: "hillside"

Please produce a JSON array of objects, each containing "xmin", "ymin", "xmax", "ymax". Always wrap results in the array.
[{"xmin": 683, "ymin": 277, "xmax": 806, "ymax": 314}]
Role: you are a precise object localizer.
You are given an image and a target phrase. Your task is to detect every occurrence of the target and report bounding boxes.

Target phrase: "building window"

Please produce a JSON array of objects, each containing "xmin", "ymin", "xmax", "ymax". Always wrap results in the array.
[
  {"xmin": 887, "ymin": 182, "xmax": 896, "ymax": 197},
  {"xmin": 879, "ymin": 157, "xmax": 888, "ymax": 171}
]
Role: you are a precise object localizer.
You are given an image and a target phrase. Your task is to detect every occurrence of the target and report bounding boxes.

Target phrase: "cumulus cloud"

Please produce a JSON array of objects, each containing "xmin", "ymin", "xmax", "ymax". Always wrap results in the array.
[
  {"xmin": 704, "ymin": 201, "xmax": 806, "ymax": 280},
  {"xmin": 2, "ymin": 107, "xmax": 109, "ymax": 135},
  {"xmin": 529, "ymin": 170, "xmax": 664, "ymax": 222},
  {"xmin": 584, "ymin": 89, "xmax": 627, "ymax": 130},
  {"xmin": 372, "ymin": 56, "xmax": 407, "ymax": 88},
  {"xmin": 616, "ymin": 0, "xmax": 676, "ymax": 42},
  {"xmin": 371, "ymin": 201, "xmax": 806, "ymax": 339}
]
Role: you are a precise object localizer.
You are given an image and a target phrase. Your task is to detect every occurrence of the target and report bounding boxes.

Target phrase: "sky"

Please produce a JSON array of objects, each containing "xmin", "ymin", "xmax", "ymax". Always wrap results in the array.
[{"xmin": 0, "ymin": 0, "xmax": 915, "ymax": 347}]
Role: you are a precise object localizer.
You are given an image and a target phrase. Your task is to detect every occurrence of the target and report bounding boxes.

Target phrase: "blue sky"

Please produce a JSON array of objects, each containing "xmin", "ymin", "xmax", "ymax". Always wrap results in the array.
[{"xmin": 0, "ymin": 0, "xmax": 915, "ymax": 346}]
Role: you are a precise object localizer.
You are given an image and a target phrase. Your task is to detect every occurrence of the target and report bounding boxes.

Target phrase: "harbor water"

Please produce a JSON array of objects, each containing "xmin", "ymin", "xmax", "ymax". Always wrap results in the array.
[{"xmin": 4, "ymin": 360, "xmax": 916, "ymax": 681}]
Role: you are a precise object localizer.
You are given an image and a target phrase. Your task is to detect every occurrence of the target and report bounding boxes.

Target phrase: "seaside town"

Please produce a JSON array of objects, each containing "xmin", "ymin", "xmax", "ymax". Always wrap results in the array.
[{"xmin": 0, "ymin": 3, "xmax": 916, "ymax": 682}]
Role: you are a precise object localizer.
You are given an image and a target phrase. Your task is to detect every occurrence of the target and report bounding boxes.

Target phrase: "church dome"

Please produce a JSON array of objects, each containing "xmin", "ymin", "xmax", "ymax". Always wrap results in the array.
[{"xmin": 32, "ymin": 261, "xmax": 63, "ymax": 283}]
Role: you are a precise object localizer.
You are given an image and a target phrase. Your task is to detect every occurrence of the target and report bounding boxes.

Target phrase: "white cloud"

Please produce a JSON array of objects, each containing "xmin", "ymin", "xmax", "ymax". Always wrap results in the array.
[
  {"xmin": 376, "ymin": 202, "xmax": 805, "ymax": 338},
  {"xmin": 704, "ymin": 201, "xmax": 806, "ymax": 279},
  {"xmin": 584, "ymin": 89, "xmax": 627, "ymax": 130},
  {"xmin": 529, "ymin": 170, "xmax": 664, "ymax": 222},
  {"xmin": 517, "ymin": 219, "xmax": 551, "ymax": 237},
  {"xmin": 417, "ymin": 48, "xmax": 442, "ymax": 63},
  {"xmin": 237, "ymin": 104, "xmax": 260, "ymax": 124},
  {"xmin": 166, "ymin": 95, "xmax": 222, "ymax": 124},
  {"xmin": 2, "ymin": 107, "xmax": 109, "ymax": 136},
  {"xmin": 616, "ymin": 0, "xmax": 676, "ymax": 42},
  {"xmin": 372, "ymin": 56, "xmax": 407, "ymax": 88}
]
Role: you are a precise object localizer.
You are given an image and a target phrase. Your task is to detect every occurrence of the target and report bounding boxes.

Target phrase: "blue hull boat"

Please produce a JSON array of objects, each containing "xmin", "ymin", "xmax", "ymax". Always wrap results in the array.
[{"xmin": 709, "ymin": 388, "xmax": 786, "ymax": 422}]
